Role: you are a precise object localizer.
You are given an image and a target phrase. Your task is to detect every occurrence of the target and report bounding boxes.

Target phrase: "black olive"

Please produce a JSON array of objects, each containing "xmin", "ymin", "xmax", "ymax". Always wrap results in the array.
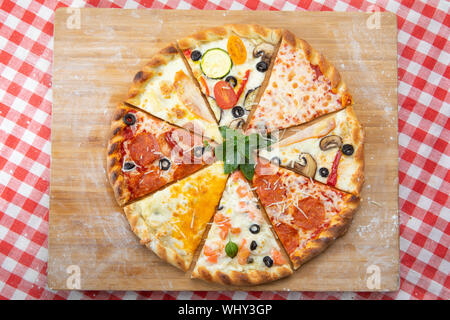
[
  {"xmin": 123, "ymin": 113, "xmax": 136, "ymax": 126},
  {"xmin": 250, "ymin": 240, "xmax": 257, "ymax": 251},
  {"xmin": 247, "ymin": 257, "xmax": 254, "ymax": 264},
  {"xmin": 123, "ymin": 161, "xmax": 136, "ymax": 171},
  {"xmin": 193, "ymin": 146, "xmax": 204, "ymax": 158},
  {"xmin": 217, "ymin": 205, "xmax": 224, "ymax": 211},
  {"xmin": 249, "ymin": 224, "xmax": 260, "ymax": 234},
  {"xmin": 225, "ymin": 75, "xmax": 237, "ymax": 87},
  {"xmin": 270, "ymin": 156, "xmax": 281, "ymax": 166},
  {"xmin": 319, "ymin": 167, "xmax": 329, "ymax": 178},
  {"xmin": 256, "ymin": 61, "xmax": 268, "ymax": 72},
  {"xmin": 256, "ymin": 204, "xmax": 260, "ymax": 209},
  {"xmin": 231, "ymin": 106, "xmax": 245, "ymax": 118},
  {"xmin": 263, "ymin": 256, "xmax": 273, "ymax": 268},
  {"xmin": 342, "ymin": 144, "xmax": 354, "ymax": 156},
  {"xmin": 159, "ymin": 158, "xmax": 171, "ymax": 171},
  {"xmin": 190, "ymin": 50, "xmax": 202, "ymax": 61}
]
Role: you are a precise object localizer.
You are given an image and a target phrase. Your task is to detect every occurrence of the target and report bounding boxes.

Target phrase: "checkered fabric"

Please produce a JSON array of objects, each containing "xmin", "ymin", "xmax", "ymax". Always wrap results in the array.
[{"xmin": 0, "ymin": 0, "xmax": 448, "ymax": 300}]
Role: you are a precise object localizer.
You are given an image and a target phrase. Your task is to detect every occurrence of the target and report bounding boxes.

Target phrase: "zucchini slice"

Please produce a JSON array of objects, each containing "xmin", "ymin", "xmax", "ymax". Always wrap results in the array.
[{"xmin": 200, "ymin": 48, "xmax": 232, "ymax": 79}]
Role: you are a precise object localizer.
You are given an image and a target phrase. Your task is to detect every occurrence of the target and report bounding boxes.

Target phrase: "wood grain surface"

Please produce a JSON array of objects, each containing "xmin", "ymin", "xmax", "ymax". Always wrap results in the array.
[{"xmin": 49, "ymin": 9, "xmax": 399, "ymax": 291}]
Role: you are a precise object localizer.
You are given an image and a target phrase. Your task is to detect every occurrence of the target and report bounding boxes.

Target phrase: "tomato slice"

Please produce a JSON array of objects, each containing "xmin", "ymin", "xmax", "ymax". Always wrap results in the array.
[
  {"xmin": 227, "ymin": 35, "xmax": 247, "ymax": 65},
  {"xmin": 214, "ymin": 81, "xmax": 237, "ymax": 109}
]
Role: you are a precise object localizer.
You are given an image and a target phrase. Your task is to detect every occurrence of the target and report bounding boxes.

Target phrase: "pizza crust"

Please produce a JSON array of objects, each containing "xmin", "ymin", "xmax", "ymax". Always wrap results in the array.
[
  {"xmin": 290, "ymin": 194, "xmax": 360, "ymax": 269},
  {"xmin": 346, "ymin": 106, "xmax": 365, "ymax": 197},
  {"xmin": 192, "ymin": 265, "xmax": 293, "ymax": 286},
  {"xmin": 123, "ymin": 203, "xmax": 152, "ymax": 245},
  {"xmin": 147, "ymin": 238, "xmax": 192, "ymax": 272}
]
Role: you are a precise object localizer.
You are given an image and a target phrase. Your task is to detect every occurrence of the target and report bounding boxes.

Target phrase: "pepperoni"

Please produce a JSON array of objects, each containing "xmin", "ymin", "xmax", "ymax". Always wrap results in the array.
[
  {"xmin": 128, "ymin": 133, "xmax": 161, "ymax": 166},
  {"xmin": 173, "ymin": 164, "xmax": 203, "ymax": 181},
  {"xmin": 288, "ymin": 197, "xmax": 325, "ymax": 230},
  {"xmin": 271, "ymin": 248, "xmax": 286, "ymax": 265},
  {"xmin": 253, "ymin": 174, "xmax": 286, "ymax": 205},
  {"xmin": 275, "ymin": 222, "xmax": 299, "ymax": 255},
  {"xmin": 128, "ymin": 170, "xmax": 165, "ymax": 199},
  {"xmin": 254, "ymin": 158, "xmax": 279, "ymax": 176}
]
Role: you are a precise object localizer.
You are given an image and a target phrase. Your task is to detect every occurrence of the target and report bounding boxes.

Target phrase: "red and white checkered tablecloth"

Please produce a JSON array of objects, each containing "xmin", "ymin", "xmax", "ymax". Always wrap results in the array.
[{"xmin": 0, "ymin": 0, "xmax": 448, "ymax": 300}]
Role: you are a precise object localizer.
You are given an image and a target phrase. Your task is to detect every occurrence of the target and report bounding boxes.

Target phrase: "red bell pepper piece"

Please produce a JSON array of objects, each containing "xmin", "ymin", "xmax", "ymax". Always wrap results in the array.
[{"xmin": 327, "ymin": 150, "xmax": 342, "ymax": 187}]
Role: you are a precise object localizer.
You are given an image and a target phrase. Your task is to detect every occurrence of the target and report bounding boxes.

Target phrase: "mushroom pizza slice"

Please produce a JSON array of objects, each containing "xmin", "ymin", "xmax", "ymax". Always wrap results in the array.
[
  {"xmin": 123, "ymin": 162, "xmax": 229, "ymax": 271},
  {"xmin": 192, "ymin": 171, "xmax": 292, "ymax": 285},
  {"xmin": 177, "ymin": 25, "xmax": 281, "ymax": 129},
  {"xmin": 107, "ymin": 103, "xmax": 216, "ymax": 207},
  {"xmin": 252, "ymin": 158, "xmax": 360, "ymax": 270},
  {"xmin": 258, "ymin": 106, "xmax": 364, "ymax": 196}
]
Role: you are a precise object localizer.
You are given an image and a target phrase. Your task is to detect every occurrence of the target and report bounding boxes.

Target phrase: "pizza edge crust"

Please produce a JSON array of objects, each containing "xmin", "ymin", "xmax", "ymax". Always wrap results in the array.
[
  {"xmin": 123, "ymin": 203, "xmax": 153, "ymax": 245},
  {"xmin": 290, "ymin": 193, "xmax": 360, "ymax": 269},
  {"xmin": 126, "ymin": 43, "xmax": 179, "ymax": 106},
  {"xmin": 147, "ymin": 236, "xmax": 193, "ymax": 272},
  {"xmin": 191, "ymin": 264, "xmax": 293, "ymax": 286},
  {"xmin": 106, "ymin": 102, "xmax": 132, "ymax": 207},
  {"xmin": 345, "ymin": 106, "xmax": 365, "ymax": 197}
]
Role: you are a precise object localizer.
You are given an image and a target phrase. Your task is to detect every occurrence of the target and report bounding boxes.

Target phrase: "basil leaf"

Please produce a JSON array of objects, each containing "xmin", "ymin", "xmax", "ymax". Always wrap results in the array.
[
  {"xmin": 240, "ymin": 163, "xmax": 255, "ymax": 181},
  {"xmin": 224, "ymin": 162, "xmax": 239, "ymax": 174}
]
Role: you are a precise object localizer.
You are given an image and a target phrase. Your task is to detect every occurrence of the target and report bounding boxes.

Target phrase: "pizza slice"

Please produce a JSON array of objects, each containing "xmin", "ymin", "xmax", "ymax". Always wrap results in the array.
[
  {"xmin": 126, "ymin": 44, "xmax": 222, "ymax": 143},
  {"xmin": 246, "ymin": 30, "xmax": 353, "ymax": 134},
  {"xmin": 178, "ymin": 25, "xmax": 281, "ymax": 129},
  {"xmin": 252, "ymin": 158, "xmax": 360, "ymax": 269},
  {"xmin": 107, "ymin": 103, "xmax": 215, "ymax": 206},
  {"xmin": 123, "ymin": 162, "xmax": 228, "ymax": 271},
  {"xmin": 192, "ymin": 171, "xmax": 292, "ymax": 285},
  {"xmin": 258, "ymin": 106, "xmax": 364, "ymax": 196}
]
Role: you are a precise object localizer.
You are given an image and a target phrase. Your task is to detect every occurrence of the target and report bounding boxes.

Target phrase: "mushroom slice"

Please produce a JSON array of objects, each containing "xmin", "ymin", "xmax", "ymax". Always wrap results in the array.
[
  {"xmin": 319, "ymin": 135, "xmax": 343, "ymax": 151},
  {"xmin": 292, "ymin": 153, "xmax": 317, "ymax": 178},
  {"xmin": 229, "ymin": 118, "xmax": 245, "ymax": 130},
  {"xmin": 244, "ymin": 86, "xmax": 260, "ymax": 111},
  {"xmin": 253, "ymin": 43, "xmax": 274, "ymax": 61}
]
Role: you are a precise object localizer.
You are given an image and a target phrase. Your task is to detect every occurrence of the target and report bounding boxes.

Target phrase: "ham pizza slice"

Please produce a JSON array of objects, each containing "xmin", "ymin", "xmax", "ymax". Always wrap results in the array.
[
  {"xmin": 123, "ymin": 162, "xmax": 229, "ymax": 271},
  {"xmin": 178, "ymin": 25, "xmax": 281, "ymax": 129},
  {"xmin": 252, "ymin": 158, "xmax": 360, "ymax": 269},
  {"xmin": 107, "ymin": 103, "xmax": 215, "ymax": 206},
  {"xmin": 258, "ymin": 106, "xmax": 364, "ymax": 196},
  {"xmin": 126, "ymin": 44, "xmax": 222, "ymax": 143},
  {"xmin": 192, "ymin": 171, "xmax": 292, "ymax": 285},
  {"xmin": 246, "ymin": 30, "xmax": 352, "ymax": 134}
]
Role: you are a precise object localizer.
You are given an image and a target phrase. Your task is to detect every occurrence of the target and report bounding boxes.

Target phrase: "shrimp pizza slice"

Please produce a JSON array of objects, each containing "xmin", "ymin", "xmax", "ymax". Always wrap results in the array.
[
  {"xmin": 258, "ymin": 106, "xmax": 364, "ymax": 196},
  {"xmin": 246, "ymin": 30, "xmax": 352, "ymax": 134},
  {"xmin": 252, "ymin": 158, "xmax": 360, "ymax": 269},
  {"xmin": 192, "ymin": 171, "xmax": 292, "ymax": 285},
  {"xmin": 123, "ymin": 162, "xmax": 228, "ymax": 271},
  {"xmin": 107, "ymin": 103, "xmax": 215, "ymax": 206},
  {"xmin": 126, "ymin": 44, "xmax": 222, "ymax": 143},
  {"xmin": 178, "ymin": 25, "xmax": 281, "ymax": 129}
]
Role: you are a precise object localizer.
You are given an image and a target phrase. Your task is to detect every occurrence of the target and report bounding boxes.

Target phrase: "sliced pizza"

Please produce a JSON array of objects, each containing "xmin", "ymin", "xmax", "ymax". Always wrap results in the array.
[
  {"xmin": 126, "ymin": 44, "xmax": 222, "ymax": 143},
  {"xmin": 258, "ymin": 106, "xmax": 364, "ymax": 196},
  {"xmin": 192, "ymin": 171, "xmax": 292, "ymax": 285},
  {"xmin": 123, "ymin": 162, "xmax": 228, "ymax": 271},
  {"xmin": 246, "ymin": 30, "xmax": 352, "ymax": 134},
  {"xmin": 252, "ymin": 158, "xmax": 359, "ymax": 269},
  {"xmin": 178, "ymin": 25, "xmax": 281, "ymax": 129},
  {"xmin": 107, "ymin": 103, "xmax": 215, "ymax": 206}
]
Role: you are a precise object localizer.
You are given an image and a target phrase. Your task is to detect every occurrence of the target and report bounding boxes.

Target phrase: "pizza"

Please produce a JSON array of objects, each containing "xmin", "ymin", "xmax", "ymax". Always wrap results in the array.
[
  {"xmin": 107, "ymin": 102, "xmax": 215, "ymax": 206},
  {"xmin": 126, "ymin": 44, "xmax": 222, "ymax": 143},
  {"xmin": 192, "ymin": 171, "xmax": 292, "ymax": 285},
  {"xmin": 106, "ymin": 25, "xmax": 364, "ymax": 286},
  {"xmin": 246, "ymin": 30, "xmax": 352, "ymax": 134},
  {"xmin": 123, "ymin": 162, "xmax": 228, "ymax": 271},
  {"xmin": 178, "ymin": 25, "xmax": 281, "ymax": 129},
  {"xmin": 258, "ymin": 106, "xmax": 364, "ymax": 196},
  {"xmin": 252, "ymin": 158, "xmax": 360, "ymax": 269}
]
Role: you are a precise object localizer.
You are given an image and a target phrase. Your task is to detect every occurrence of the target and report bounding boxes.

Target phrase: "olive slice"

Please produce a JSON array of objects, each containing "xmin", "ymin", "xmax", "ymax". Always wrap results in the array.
[
  {"xmin": 193, "ymin": 146, "xmax": 205, "ymax": 158},
  {"xmin": 256, "ymin": 61, "xmax": 268, "ymax": 72},
  {"xmin": 190, "ymin": 50, "xmax": 202, "ymax": 61},
  {"xmin": 263, "ymin": 256, "xmax": 273, "ymax": 268},
  {"xmin": 247, "ymin": 257, "xmax": 254, "ymax": 264},
  {"xmin": 249, "ymin": 224, "xmax": 260, "ymax": 234},
  {"xmin": 270, "ymin": 156, "xmax": 281, "ymax": 166},
  {"xmin": 342, "ymin": 144, "xmax": 354, "ymax": 156},
  {"xmin": 159, "ymin": 158, "xmax": 171, "ymax": 171},
  {"xmin": 250, "ymin": 240, "xmax": 257, "ymax": 251},
  {"xmin": 225, "ymin": 75, "xmax": 237, "ymax": 88},
  {"xmin": 319, "ymin": 167, "xmax": 329, "ymax": 178},
  {"xmin": 123, "ymin": 113, "xmax": 137, "ymax": 126},
  {"xmin": 231, "ymin": 106, "xmax": 245, "ymax": 118},
  {"xmin": 122, "ymin": 161, "xmax": 136, "ymax": 172}
]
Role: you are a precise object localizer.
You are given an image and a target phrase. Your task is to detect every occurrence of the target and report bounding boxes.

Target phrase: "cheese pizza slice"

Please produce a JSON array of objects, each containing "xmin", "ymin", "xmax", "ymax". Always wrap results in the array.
[
  {"xmin": 123, "ymin": 162, "xmax": 228, "ymax": 271},
  {"xmin": 252, "ymin": 158, "xmax": 359, "ymax": 269},
  {"xmin": 192, "ymin": 171, "xmax": 292, "ymax": 285},
  {"xmin": 107, "ymin": 103, "xmax": 215, "ymax": 206},
  {"xmin": 126, "ymin": 44, "xmax": 222, "ymax": 143},
  {"xmin": 246, "ymin": 30, "xmax": 352, "ymax": 134},
  {"xmin": 178, "ymin": 25, "xmax": 281, "ymax": 129},
  {"xmin": 258, "ymin": 106, "xmax": 364, "ymax": 196}
]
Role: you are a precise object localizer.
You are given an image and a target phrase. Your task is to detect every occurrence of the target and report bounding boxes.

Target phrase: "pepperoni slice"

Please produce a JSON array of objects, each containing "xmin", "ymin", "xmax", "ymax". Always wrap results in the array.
[
  {"xmin": 288, "ymin": 197, "xmax": 325, "ymax": 230},
  {"xmin": 274, "ymin": 222, "xmax": 299, "ymax": 255},
  {"xmin": 173, "ymin": 163, "xmax": 203, "ymax": 181},
  {"xmin": 128, "ymin": 133, "xmax": 161, "ymax": 166},
  {"xmin": 253, "ymin": 174, "xmax": 286, "ymax": 205},
  {"xmin": 128, "ymin": 170, "xmax": 165, "ymax": 199}
]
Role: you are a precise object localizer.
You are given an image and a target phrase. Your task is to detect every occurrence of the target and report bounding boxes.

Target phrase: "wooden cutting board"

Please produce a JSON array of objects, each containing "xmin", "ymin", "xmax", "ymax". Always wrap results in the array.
[{"xmin": 49, "ymin": 9, "xmax": 399, "ymax": 291}]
